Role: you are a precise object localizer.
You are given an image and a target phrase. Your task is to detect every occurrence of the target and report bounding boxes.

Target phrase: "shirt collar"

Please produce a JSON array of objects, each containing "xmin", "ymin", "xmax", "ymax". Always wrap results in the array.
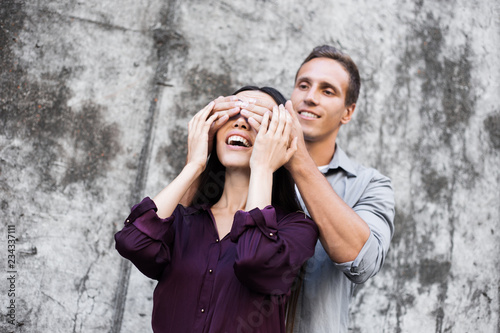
[
  {"xmin": 325, "ymin": 144, "xmax": 357, "ymax": 177},
  {"xmin": 184, "ymin": 204, "xmax": 210, "ymax": 215}
]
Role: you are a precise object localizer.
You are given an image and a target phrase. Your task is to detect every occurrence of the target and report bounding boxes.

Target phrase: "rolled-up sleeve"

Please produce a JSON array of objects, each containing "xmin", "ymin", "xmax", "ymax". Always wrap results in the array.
[
  {"xmin": 335, "ymin": 174, "xmax": 395, "ymax": 283},
  {"xmin": 115, "ymin": 197, "xmax": 176, "ymax": 280},
  {"xmin": 230, "ymin": 206, "xmax": 319, "ymax": 295}
]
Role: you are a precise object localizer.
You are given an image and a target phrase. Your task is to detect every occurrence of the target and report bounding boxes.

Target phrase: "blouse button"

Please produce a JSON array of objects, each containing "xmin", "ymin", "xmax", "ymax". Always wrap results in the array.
[
  {"xmin": 215, "ymin": 238, "xmax": 219, "ymax": 243},
  {"xmin": 209, "ymin": 269, "xmax": 213, "ymax": 273},
  {"xmin": 201, "ymin": 309, "xmax": 205, "ymax": 313},
  {"xmin": 269, "ymin": 232, "xmax": 274, "ymax": 236},
  {"xmin": 126, "ymin": 219, "xmax": 130, "ymax": 223}
]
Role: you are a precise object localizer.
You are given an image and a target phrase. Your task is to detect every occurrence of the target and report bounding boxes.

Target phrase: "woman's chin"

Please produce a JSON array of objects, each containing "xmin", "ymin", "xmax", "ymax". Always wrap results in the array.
[{"xmin": 220, "ymin": 160, "xmax": 251, "ymax": 171}]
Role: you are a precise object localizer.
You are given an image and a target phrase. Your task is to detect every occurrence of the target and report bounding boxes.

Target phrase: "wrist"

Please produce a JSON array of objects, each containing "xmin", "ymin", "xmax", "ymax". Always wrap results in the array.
[
  {"xmin": 246, "ymin": 169, "xmax": 273, "ymax": 211},
  {"xmin": 250, "ymin": 164, "xmax": 275, "ymax": 176},
  {"xmin": 184, "ymin": 161, "xmax": 205, "ymax": 178},
  {"xmin": 286, "ymin": 150, "xmax": 314, "ymax": 175}
]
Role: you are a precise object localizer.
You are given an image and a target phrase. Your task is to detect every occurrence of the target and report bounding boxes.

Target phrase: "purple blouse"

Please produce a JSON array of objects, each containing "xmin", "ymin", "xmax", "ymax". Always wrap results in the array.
[{"xmin": 115, "ymin": 197, "xmax": 318, "ymax": 333}]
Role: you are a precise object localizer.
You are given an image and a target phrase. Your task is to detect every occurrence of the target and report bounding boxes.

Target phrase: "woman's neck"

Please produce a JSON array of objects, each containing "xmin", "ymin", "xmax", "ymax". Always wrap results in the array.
[{"xmin": 213, "ymin": 167, "xmax": 250, "ymax": 213}]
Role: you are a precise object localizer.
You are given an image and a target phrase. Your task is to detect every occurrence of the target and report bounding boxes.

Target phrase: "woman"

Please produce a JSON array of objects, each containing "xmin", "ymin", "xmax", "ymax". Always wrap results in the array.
[{"xmin": 115, "ymin": 86, "xmax": 318, "ymax": 333}]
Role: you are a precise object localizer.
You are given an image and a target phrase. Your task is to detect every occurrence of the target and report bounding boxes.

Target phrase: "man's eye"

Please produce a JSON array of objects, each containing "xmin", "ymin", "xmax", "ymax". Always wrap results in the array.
[
  {"xmin": 324, "ymin": 90, "xmax": 334, "ymax": 96},
  {"xmin": 299, "ymin": 84, "xmax": 308, "ymax": 89}
]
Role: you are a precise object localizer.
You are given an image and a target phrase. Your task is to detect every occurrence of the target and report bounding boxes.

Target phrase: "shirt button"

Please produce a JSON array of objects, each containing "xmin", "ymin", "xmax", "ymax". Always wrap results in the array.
[
  {"xmin": 215, "ymin": 238, "xmax": 219, "ymax": 243},
  {"xmin": 201, "ymin": 309, "xmax": 205, "ymax": 313},
  {"xmin": 269, "ymin": 232, "xmax": 274, "ymax": 236},
  {"xmin": 209, "ymin": 269, "xmax": 213, "ymax": 273},
  {"xmin": 126, "ymin": 219, "xmax": 130, "ymax": 223}
]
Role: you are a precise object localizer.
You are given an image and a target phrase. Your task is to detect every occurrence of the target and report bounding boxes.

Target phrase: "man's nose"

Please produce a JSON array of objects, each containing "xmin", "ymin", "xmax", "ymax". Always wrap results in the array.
[{"xmin": 305, "ymin": 88, "xmax": 319, "ymax": 105}]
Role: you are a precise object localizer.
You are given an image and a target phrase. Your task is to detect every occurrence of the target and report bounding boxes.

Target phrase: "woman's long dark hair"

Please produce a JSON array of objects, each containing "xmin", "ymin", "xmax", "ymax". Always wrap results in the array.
[{"xmin": 192, "ymin": 86, "xmax": 301, "ymax": 214}]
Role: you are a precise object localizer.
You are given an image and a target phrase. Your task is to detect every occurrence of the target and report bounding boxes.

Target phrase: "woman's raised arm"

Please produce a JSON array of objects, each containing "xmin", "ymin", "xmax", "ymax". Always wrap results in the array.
[{"xmin": 154, "ymin": 101, "xmax": 226, "ymax": 218}]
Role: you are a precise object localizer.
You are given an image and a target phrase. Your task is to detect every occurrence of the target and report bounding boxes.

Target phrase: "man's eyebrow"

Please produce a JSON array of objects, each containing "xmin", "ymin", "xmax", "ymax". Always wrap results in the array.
[
  {"xmin": 296, "ymin": 76, "xmax": 311, "ymax": 84},
  {"xmin": 319, "ymin": 81, "xmax": 340, "ymax": 95}
]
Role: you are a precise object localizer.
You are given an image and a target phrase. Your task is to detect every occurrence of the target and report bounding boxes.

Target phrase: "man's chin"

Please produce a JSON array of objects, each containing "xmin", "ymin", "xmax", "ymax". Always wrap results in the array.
[{"xmin": 301, "ymin": 128, "xmax": 318, "ymax": 141}]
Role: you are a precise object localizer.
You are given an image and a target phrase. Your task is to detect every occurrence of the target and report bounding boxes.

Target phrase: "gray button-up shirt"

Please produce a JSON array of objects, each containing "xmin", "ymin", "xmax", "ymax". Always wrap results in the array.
[{"xmin": 294, "ymin": 146, "xmax": 395, "ymax": 333}]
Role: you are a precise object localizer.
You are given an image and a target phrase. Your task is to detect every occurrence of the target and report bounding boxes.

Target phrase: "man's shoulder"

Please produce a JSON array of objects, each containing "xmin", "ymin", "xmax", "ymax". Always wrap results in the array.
[
  {"xmin": 335, "ymin": 146, "xmax": 391, "ymax": 183},
  {"xmin": 353, "ymin": 160, "xmax": 390, "ymax": 182}
]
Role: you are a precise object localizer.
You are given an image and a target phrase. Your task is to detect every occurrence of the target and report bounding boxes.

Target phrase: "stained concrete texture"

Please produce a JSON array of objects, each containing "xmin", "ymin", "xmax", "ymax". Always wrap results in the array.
[{"xmin": 0, "ymin": 0, "xmax": 499, "ymax": 332}]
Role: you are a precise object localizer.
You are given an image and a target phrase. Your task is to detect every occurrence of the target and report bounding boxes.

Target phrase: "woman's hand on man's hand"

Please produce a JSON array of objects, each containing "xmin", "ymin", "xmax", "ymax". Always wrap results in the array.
[{"xmin": 249, "ymin": 104, "xmax": 297, "ymax": 173}]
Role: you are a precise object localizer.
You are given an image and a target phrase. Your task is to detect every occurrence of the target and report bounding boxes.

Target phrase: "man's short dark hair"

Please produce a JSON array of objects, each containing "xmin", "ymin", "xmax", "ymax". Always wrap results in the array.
[{"xmin": 296, "ymin": 45, "xmax": 361, "ymax": 107}]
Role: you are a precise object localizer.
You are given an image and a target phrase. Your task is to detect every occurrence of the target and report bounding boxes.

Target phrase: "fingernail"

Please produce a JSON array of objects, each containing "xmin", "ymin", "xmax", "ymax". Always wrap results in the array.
[
  {"xmin": 235, "ymin": 101, "xmax": 249, "ymax": 108},
  {"xmin": 247, "ymin": 98, "xmax": 256, "ymax": 103}
]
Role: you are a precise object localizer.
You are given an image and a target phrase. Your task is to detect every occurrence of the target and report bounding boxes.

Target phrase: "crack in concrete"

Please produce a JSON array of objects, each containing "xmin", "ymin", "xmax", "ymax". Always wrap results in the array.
[
  {"xmin": 110, "ymin": 1, "xmax": 184, "ymax": 331},
  {"xmin": 37, "ymin": 8, "xmax": 149, "ymax": 34}
]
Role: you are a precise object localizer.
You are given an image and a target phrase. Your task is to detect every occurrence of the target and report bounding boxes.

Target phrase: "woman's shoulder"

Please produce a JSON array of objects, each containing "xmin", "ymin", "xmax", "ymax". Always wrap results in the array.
[
  {"xmin": 273, "ymin": 205, "xmax": 312, "ymax": 223},
  {"xmin": 273, "ymin": 206, "xmax": 318, "ymax": 237}
]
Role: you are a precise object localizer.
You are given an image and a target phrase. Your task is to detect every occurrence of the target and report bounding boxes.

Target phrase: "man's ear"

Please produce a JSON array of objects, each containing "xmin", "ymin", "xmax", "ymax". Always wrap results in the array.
[{"xmin": 341, "ymin": 103, "xmax": 356, "ymax": 124}]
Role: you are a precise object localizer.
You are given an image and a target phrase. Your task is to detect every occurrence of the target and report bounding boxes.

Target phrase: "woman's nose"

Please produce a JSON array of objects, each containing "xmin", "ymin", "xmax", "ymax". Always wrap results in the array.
[{"xmin": 233, "ymin": 115, "xmax": 249, "ymax": 130}]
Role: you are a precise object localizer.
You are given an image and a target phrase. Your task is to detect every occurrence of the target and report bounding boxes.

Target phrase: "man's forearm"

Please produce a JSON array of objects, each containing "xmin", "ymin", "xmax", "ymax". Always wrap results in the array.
[{"xmin": 290, "ymin": 156, "xmax": 370, "ymax": 263}]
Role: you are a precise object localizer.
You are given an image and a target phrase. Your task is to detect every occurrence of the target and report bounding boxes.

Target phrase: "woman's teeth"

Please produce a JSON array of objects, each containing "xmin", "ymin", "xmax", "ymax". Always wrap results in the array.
[{"xmin": 227, "ymin": 135, "xmax": 250, "ymax": 147}]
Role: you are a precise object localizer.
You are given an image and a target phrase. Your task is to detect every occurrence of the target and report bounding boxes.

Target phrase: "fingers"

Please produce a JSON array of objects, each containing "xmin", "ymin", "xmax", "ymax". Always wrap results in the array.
[
  {"xmin": 189, "ymin": 101, "xmax": 214, "ymax": 129},
  {"xmin": 285, "ymin": 100, "xmax": 300, "ymax": 125},
  {"xmin": 209, "ymin": 110, "xmax": 233, "ymax": 136},
  {"xmin": 214, "ymin": 95, "xmax": 238, "ymax": 103},
  {"xmin": 213, "ymin": 95, "xmax": 238, "ymax": 107},
  {"xmin": 263, "ymin": 104, "xmax": 290, "ymax": 137},
  {"xmin": 285, "ymin": 137, "xmax": 298, "ymax": 161},
  {"xmin": 284, "ymin": 100, "xmax": 304, "ymax": 141},
  {"xmin": 258, "ymin": 111, "xmax": 270, "ymax": 135},
  {"xmin": 267, "ymin": 105, "xmax": 280, "ymax": 134},
  {"xmin": 243, "ymin": 102, "xmax": 273, "ymax": 117},
  {"xmin": 282, "ymin": 106, "xmax": 293, "ymax": 143},
  {"xmin": 248, "ymin": 117, "xmax": 261, "ymax": 132},
  {"xmin": 203, "ymin": 113, "xmax": 219, "ymax": 131},
  {"xmin": 211, "ymin": 113, "xmax": 229, "ymax": 131},
  {"xmin": 240, "ymin": 109, "xmax": 263, "ymax": 125},
  {"xmin": 273, "ymin": 105, "xmax": 287, "ymax": 138},
  {"xmin": 239, "ymin": 100, "xmax": 273, "ymax": 126},
  {"xmin": 249, "ymin": 98, "xmax": 275, "ymax": 113},
  {"xmin": 213, "ymin": 95, "xmax": 239, "ymax": 116},
  {"xmin": 189, "ymin": 101, "xmax": 217, "ymax": 136}
]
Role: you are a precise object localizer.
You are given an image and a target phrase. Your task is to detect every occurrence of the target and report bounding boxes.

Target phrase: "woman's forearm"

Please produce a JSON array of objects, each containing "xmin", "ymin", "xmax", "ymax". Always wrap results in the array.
[
  {"xmin": 153, "ymin": 163, "xmax": 204, "ymax": 218},
  {"xmin": 245, "ymin": 168, "xmax": 273, "ymax": 211}
]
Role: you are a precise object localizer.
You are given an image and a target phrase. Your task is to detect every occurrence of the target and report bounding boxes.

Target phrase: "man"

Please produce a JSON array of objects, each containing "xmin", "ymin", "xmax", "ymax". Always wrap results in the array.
[{"xmin": 240, "ymin": 45, "xmax": 395, "ymax": 332}]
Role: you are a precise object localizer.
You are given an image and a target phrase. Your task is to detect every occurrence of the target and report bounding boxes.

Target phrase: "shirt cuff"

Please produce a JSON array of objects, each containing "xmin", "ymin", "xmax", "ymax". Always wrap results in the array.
[
  {"xmin": 230, "ymin": 206, "xmax": 278, "ymax": 242},
  {"xmin": 333, "ymin": 231, "xmax": 378, "ymax": 278},
  {"xmin": 124, "ymin": 197, "xmax": 157, "ymax": 224},
  {"xmin": 124, "ymin": 197, "xmax": 175, "ymax": 241}
]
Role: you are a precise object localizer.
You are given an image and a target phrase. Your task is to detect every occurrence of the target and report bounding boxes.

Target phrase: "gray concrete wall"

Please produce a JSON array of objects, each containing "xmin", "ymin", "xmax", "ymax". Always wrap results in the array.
[{"xmin": 1, "ymin": 0, "xmax": 498, "ymax": 332}]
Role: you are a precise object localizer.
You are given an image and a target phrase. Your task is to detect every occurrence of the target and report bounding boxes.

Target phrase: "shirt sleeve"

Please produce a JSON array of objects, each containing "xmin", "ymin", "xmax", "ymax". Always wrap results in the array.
[
  {"xmin": 230, "ymin": 206, "xmax": 319, "ymax": 295},
  {"xmin": 334, "ymin": 174, "xmax": 395, "ymax": 284},
  {"xmin": 114, "ymin": 197, "xmax": 176, "ymax": 280}
]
